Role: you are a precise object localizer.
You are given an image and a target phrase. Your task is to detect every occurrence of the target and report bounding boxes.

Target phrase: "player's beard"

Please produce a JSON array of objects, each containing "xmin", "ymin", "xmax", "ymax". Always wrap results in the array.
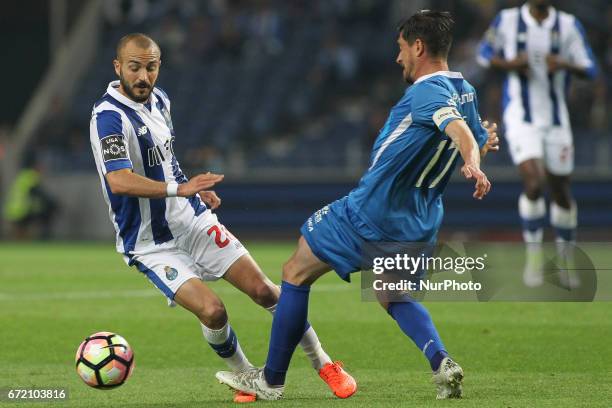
[{"xmin": 119, "ymin": 72, "xmax": 153, "ymax": 103}]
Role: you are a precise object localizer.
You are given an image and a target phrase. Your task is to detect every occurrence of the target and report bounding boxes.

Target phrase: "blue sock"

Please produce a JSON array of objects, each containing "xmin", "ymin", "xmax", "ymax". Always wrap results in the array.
[
  {"xmin": 388, "ymin": 301, "xmax": 448, "ymax": 371},
  {"xmin": 264, "ymin": 281, "xmax": 310, "ymax": 386}
]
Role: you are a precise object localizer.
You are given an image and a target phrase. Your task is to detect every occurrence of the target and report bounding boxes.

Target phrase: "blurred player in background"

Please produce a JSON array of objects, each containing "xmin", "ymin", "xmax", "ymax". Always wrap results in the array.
[
  {"xmin": 477, "ymin": 0, "xmax": 597, "ymax": 286},
  {"xmin": 216, "ymin": 10, "xmax": 499, "ymax": 401},
  {"xmin": 89, "ymin": 33, "xmax": 354, "ymax": 403}
]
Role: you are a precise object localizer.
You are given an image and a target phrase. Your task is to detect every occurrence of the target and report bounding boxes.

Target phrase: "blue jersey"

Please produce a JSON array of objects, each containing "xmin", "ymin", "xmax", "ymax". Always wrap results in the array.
[{"xmin": 347, "ymin": 71, "xmax": 488, "ymax": 242}]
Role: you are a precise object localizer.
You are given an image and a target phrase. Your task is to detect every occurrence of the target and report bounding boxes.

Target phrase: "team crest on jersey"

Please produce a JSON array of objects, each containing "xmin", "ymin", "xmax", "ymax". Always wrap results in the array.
[
  {"xmin": 137, "ymin": 126, "xmax": 148, "ymax": 136},
  {"xmin": 164, "ymin": 266, "xmax": 178, "ymax": 281}
]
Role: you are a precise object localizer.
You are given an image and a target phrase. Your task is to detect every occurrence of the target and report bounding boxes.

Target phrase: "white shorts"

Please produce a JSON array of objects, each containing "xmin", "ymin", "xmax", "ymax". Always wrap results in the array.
[
  {"xmin": 504, "ymin": 122, "xmax": 574, "ymax": 175},
  {"xmin": 128, "ymin": 211, "xmax": 248, "ymax": 302}
]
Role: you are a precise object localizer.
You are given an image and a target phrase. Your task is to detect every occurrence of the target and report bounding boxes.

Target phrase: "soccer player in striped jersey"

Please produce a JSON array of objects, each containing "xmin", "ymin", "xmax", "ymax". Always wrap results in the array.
[
  {"xmin": 477, "ymin": 0, "xmax": 597, "ymax": 286},
  {"xmin": 216, "ymin": 11, "xmax": 499, "ymax": 401},
  {"xmin": 89, "ymin": 33, "xmax": 354, "ymax": 403}
]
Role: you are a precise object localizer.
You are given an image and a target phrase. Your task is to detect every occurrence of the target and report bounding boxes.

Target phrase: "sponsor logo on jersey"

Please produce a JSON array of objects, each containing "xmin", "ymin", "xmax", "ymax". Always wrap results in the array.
[
  {"xmin": 448, "ymin": 92, "xmax": 474, "ymax": 107},
  {"xmin": 137, "ymin": 126, "xmax": 148, "ymax": 136}
]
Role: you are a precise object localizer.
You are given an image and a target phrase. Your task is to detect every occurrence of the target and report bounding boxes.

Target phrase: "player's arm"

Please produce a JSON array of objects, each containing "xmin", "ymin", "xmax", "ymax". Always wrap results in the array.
[
  {"xmin": 444, "ymin": 119, "xmax": 491, "ymax": 200},
  {"xmin": 489, "ymin": 54, "xmax": 529, "ymax": 74},
  {"xmin": 477, "ymin": 12, "xmax": 528, "ymax": 74},
  {"xmin": 547, "ymin": 18, "xmax": 597, "ymax": 79},
  {"xmin": 105, "ymin": 169, "xmax": 224, "ymax": 199}
]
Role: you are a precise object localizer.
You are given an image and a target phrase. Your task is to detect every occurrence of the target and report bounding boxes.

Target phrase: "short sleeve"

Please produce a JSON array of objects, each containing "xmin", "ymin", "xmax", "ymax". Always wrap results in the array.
[
  {"xmin": 477, "ymin": 12, "xmax": 504, "ymax": 68},
  {"xmin": 566, "ymin": 17, "xmax": 597, "ymax": 79},
  {"xmin": 91, "ymin": 110, "xmax": 133, "ymax": 174},
  {"xmin": 462, "ymin": 87, "xmax": 488, "ymax": 149},
  {"xmin": 412, "ymin": 82, "xmax": 463, "ymax": 132}
]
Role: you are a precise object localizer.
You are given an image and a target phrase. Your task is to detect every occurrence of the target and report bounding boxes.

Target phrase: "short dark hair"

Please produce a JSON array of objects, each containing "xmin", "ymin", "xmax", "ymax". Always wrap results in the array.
[
  {"xmin": 116, "ymin": 33, "xmax": 160, "ymax": 59},
  {"xmin": 398, "ymin": 10, "xmax": 454, "ymax": 58}
]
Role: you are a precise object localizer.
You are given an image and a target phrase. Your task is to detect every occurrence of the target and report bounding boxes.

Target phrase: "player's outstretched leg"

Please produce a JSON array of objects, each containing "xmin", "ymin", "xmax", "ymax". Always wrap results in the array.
[
  {"xmin": 174, "ymin": 278, "xmax": 253, "ymax": 372},
  {"xmin": 216, "ymin": 237, "xmax": 357, "ymax": 400},
  {"xmin": 384, "ymin": 300, "xmax": 462, "ymax": 399},
  {"xmin": 223, "ymin": 252, "xmax": 355, "ymax": 398}
]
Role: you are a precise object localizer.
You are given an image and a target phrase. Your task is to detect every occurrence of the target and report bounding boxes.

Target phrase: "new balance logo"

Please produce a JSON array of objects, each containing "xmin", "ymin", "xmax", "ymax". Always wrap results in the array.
[{"xmin": 137, "ymin": 126, "xmax": 148, "ymax": 136}]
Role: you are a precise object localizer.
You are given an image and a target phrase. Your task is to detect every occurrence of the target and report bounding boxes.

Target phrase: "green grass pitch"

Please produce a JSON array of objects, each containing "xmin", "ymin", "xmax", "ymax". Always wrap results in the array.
[{"xmin": 1, "ymin": 242, "xmax": 611, "ymax": 407}]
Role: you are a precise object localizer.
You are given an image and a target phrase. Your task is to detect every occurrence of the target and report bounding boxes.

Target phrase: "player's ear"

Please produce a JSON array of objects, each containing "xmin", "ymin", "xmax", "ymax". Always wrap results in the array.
[
  {"xmin": 415, "ymin": 39, "xmax": 425, "ymax": 57},
  {"xmin": 113, "ymin": 59, "xmax": 121, "ymax": 77}
]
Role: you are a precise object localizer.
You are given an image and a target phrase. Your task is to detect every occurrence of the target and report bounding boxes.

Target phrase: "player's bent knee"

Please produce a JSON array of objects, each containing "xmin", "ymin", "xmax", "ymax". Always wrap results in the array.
[
  {"xmin": 281, "ymin": 259, "xmax": 306, "ymax": 286},
  {"xmin": 524, "ymin": 179, "xmax": 543, "ymax": 200}
]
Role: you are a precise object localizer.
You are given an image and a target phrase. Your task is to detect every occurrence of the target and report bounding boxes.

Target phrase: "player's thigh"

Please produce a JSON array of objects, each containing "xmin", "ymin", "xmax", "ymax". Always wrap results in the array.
[
  {"xmin": 223, "ymin": 254, "xmax": 280, "ymax": 307},
  {"xmin": 282, "ymin": 236, "xmax": 332, "ymax": 286},
  {"xmin": 543, "ymin": 127, "xmax": 574, "ymax": 176},
  {"xmin": 504, "ymin": 122, "xmax": 544, "ymax": 166},
  {"xmin": 180, "ymin": 211, "xmax": 250, "ymax": 282},
  {"xmin": 130, "ymin": 248, "xmax": 200, "ymax": 303}
]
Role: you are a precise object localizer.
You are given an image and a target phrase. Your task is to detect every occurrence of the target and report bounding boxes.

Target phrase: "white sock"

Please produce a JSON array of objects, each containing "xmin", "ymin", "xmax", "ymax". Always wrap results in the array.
[
  {"xmin": 266, "ymin": 304, "xmax": 332, "ymax": 370},
  {"xmin": 201, "ymin": 322, "xmax": 252, "ymax": 372},
  {"xmin": 518, "ymin": 194, "xmax": 545, "ymax": 247},
  {"xmin": 550, "ymin": 201, "xmax": 577, "ymax": 243}
]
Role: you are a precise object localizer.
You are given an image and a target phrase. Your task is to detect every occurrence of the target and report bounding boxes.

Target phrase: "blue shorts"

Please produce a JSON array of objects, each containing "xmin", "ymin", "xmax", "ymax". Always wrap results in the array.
[{"xmin": 300, "ymin": 197, "xmax": 382, "ymax": 281}]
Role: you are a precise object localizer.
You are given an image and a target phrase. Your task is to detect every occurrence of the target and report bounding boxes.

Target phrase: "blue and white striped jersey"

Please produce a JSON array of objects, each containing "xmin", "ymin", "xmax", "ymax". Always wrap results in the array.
[
  {"xmin": 346, "ymin": 71, "xmax": 488, "ymax": 242},
  {"xmin": 90, "ymin": 81, "xmax": 207, "ymax": 256},
  {"xmin": 477, "ymin": 4, "xmax": 597, "ymax": 128}
]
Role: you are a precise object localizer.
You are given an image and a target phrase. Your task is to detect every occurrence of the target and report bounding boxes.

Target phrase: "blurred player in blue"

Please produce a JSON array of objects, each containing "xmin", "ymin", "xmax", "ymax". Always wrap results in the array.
[
  {"xmin": 477, "ymin": 0, "xmax": 597, "ymax": 286},
  {"xmin": 217, "ymin": 10, "xmax": 499, "ymax": 401}
]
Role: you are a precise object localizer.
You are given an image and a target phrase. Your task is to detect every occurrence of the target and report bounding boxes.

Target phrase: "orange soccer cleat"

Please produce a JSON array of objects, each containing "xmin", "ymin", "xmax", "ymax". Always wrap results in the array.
[
  {"xmin": 233, "ymin": 390, "xmax": 257, "ymax": 403},
  {"xmin": 318, "ymin": 361, "xmax": 357, "ymax": 399}
]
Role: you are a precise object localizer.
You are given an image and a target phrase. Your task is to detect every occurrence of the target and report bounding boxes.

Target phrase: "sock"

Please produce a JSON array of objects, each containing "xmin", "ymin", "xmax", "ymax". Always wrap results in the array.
[
  {"xmin": 388, "ymin": 301, "xmax": 448, "ymax": 371},
  {"xmin": 550, "ymin": 201, "xmax": 577, "ymax": 243},
  {"xmin": 518, "ymin": 193, "xmax": 546, "ymax": 244},
  {"xmin": 266, "ymin": 304, "xmax": 332, "ymax": 370},
  {"xmin": 550, "ymin": 201, "xmax": 577, "ymax": 281},
  {"xmin": 264, "ymin": 281, "xmax": 310, "ymax": 386},
  {"xmin": 201, "ymin": 322, "xmax": 252, "ymax": 372}
]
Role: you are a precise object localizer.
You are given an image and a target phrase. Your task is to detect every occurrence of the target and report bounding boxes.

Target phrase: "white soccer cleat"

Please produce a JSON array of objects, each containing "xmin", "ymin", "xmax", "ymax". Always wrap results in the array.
[
  {"xmin": 431, "ymin": 357, "xmax": 463, "ymax": 399},
  {"xmin": 216, "ymin": 367, "xmax": 283, "ymax": 401}
]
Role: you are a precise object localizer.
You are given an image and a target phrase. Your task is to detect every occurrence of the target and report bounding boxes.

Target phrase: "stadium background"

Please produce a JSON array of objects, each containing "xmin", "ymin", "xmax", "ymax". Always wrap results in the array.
[
  {"xmin": 1, "ymin": 1, "xmax": 612, "ymax": 407},
  {"xmin": 0, "ymin": 0, "xmax": 610, "ymax": 240}
]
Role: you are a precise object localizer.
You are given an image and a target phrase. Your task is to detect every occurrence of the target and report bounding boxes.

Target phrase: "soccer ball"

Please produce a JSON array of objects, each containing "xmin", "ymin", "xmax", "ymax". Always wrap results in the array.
[{"xmin": 75, "ymin": 331, "xmax": 135, "ymax": 389}]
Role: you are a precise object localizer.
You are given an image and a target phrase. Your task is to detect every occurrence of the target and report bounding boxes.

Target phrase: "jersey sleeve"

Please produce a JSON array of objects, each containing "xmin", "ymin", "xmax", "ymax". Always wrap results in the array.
[
  {"xmin": 477, "ymin": 12, "xmax": 504, "ymax": 68},
  {"xmin": 464, "ymin": 89, "xmax": 488, "ymax": 149},
  {"xmin": 565, "ymin": 17, "xmax": 597, "ymax": 79},
  {"xmin": 91, "ymin": 110, "xmax": 133, "ymax": 174},
  {"xmin": 411, "ymin": 82, "xmax": 463, "ymax": 133}
]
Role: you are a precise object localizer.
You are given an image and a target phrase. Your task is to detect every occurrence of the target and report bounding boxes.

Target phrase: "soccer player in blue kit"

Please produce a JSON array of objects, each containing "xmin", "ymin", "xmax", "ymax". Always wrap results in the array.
[{"xmin": 217, "ymin": 10, "xmax": 499, "ymax": 400}]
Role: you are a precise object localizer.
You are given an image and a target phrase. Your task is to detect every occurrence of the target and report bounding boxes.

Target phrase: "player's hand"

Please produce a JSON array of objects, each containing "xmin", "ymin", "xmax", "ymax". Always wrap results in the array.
[
  {"xmin": 461, "ymin": 164, "xmax": 491, "ymax": 200},
  {"xmin": 199, "ymin": 190, "xmax": 221, "ymax": 210},
  {"xmin": 546, "ymin": 54, "xmax": 568, "ymax": 73},
  {"xmin": 178, "ymin": 172, "xmax": 224, "ymax": 197},
  {"xmin": 508, "ymin": 53, "xmax": 529, "ymax": 75},
  {"xmin": 481, "ymin": 120, "xmax": 499, "ymax": 156}
]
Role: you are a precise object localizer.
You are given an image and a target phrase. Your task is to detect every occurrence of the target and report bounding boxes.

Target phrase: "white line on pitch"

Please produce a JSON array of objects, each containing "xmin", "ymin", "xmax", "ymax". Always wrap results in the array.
[{"xmin": 0, "ymin": 283, "xmax": 354, "ymax": 301}]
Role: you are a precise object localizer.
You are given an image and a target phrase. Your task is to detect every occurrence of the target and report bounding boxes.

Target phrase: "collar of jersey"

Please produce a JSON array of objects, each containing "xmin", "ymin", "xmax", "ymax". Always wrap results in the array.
[
  {"xmin": 413, "ymin": 71, "xmax": 463, "ymax": 84},
  {"xmin": 106, "ymin": 80, "xmax": 156, "ymax": 111},
  {"xmin": 520, "ymin": 4, "xmax": 557, "ymax": 28}
]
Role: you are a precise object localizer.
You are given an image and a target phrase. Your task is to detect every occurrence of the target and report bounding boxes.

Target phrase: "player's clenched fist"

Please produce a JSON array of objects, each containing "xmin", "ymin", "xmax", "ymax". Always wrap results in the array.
[
  {"xmin": 461, "ymin": 164, "xmax": 491, "ymax": 200},
  {"xmin": 178, "ymin": 173, "xmax": 224, "ymax": 197}
]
